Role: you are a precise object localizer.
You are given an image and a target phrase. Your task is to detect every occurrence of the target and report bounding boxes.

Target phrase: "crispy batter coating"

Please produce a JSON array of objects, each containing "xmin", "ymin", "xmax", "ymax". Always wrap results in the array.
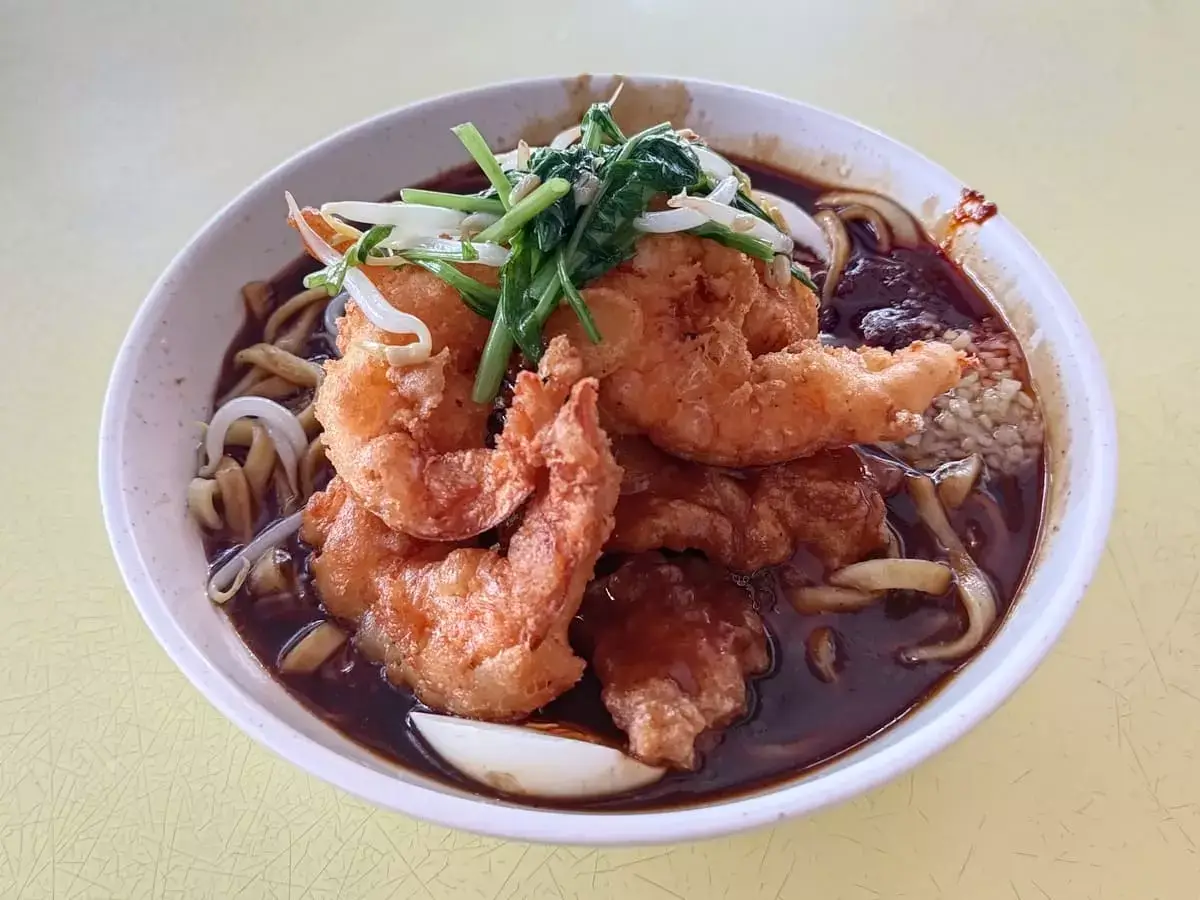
[
  {"xmin": 303, "ymin": 379, "xmax": 621, "ymax": 721},
  {"xmin": 580, "ymin": 555, "xmax": 770, "ymax": 769},
  {"xmin": 608, "ymin": 438, "xmax": 887, "ymax": 571},
  {"xmin": 302, "ymin": 209, "xmax": 582, "ymax": 541},
  {"xmin": 549, "ymin": 234, "xmax": 964, "ymax": 466}
]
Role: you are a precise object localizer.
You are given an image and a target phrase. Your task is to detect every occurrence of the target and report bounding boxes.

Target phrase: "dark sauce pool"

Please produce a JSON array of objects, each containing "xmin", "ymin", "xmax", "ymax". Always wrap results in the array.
[{"xmin": 205, "ymin": 158, "xmax": 1044, "ymax": 810}]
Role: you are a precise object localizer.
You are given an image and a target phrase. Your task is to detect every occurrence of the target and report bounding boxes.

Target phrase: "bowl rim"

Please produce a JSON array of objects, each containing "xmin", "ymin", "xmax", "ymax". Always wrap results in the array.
[{"xmin": 99, "ymin": 73, "xmax": 1118, "ymax": 845}]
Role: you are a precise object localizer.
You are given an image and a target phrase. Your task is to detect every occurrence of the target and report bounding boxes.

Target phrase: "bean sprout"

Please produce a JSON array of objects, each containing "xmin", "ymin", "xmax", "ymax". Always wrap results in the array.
[
  {"xmin": 319, "ymin": 200, "xmax": 466, "ymax": 239},
  {"xmin": 667, "ymin": 191, "xmax": 794, "ymax": 253},
  {"xmin": 633, "ymin": 176, "xmax": 739, "ymax": 234},
  {"xmin": 206, "ymin": 511, "xmax": 304, "ymax": 603},
  {"xmin": 201, "ymin": 396, "xmax": 307, "ymax": 492},
  {"xmin": 286, "ymin": 193, "xmax": 432, "ymax": 365}
]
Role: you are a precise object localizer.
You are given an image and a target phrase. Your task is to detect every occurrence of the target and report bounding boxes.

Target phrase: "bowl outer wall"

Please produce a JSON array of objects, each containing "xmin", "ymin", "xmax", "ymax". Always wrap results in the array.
[{"xmin": 99, "ymin": 74, "xmax": 1117, "ymax": 845}]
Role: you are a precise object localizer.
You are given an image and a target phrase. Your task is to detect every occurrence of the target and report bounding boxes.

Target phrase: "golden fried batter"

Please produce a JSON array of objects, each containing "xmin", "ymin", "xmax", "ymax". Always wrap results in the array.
[
  {"xmin": 303, "ymin": 379, "xmax": 621, "ymax": 721},
  {"xmin": 608, "ymin": 438, "xmax": 887, "ymax": 571},
  {"xmin": 581, "ymin": 555, "xmax": 770, "ymax": 770},
  {"xmin": 302, "ymin": 209, "xmax": 581, "ymax": 541},
  {"xmin": 549, "ymin": 234, "xmax": 964, "ymax": 466}
]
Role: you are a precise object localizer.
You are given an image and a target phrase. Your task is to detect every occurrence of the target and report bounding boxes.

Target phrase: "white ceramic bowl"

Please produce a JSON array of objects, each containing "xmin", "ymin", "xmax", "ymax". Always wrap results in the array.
[{"xmin": 100, "ymin": 75, "xmax": 1117, "ymax": 845}]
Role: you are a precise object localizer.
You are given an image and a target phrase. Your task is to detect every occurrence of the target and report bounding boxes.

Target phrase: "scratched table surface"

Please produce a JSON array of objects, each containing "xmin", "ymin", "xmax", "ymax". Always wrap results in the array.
[{"xmin": 2, "ymin": 1, "xmax": 1198, "ymax": 897}]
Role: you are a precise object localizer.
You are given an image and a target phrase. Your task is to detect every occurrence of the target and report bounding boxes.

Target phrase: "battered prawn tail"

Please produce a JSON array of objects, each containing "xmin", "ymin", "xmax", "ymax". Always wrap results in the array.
[
  {"xmin": 780, "ymin": 339, "xmax": 968, "ymax": 446},
  {"xmin": 370, "ymin": 377, "xmax": 622, "ymax": 721},
  {"xmin": 301, "ymin": 477, "xmax": 452, "ymax": 622},
  {"xmin": 656, "ymin": 339, "xmax": 966, "ymax": 467},
  {"xmin": 316, "ymin": 331, "xmax": 584, "ymax": 542},
  {"xmin": 506, "ymin": 377, "xmax": 621, "ymax": 645},
  {"xmin": 573, "ymin": 234, "xmax": 964, "ymax": 466}
]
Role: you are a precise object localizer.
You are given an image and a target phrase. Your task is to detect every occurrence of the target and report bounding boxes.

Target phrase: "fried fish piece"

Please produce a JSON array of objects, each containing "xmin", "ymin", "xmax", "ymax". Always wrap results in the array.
[
  {"xmin": 549, "ymin": 234, "xmax": 964, "ymax": 466},
  {"xmin": 303, "ymin": 379, "xmax": 621, "ymax": 721},
  {"xmin": 580, "ymin": 555, "xmax": 770, "ymax": 770},
  {"xmin": 608, "ymin": 438, "xmax": 887, "ymax": 571}
]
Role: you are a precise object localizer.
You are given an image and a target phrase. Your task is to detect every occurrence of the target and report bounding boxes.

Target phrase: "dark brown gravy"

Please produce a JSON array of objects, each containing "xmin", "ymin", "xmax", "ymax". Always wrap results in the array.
[{"xmin": 206, "ymin": 158, "xmax": 1044, "ymax": 810}]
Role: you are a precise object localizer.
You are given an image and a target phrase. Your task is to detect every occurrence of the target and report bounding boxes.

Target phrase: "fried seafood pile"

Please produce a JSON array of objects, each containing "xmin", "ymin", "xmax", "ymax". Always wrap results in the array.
[{"xmin": 301, "ymin": 228, "xmax": 960, "ymax": 769}]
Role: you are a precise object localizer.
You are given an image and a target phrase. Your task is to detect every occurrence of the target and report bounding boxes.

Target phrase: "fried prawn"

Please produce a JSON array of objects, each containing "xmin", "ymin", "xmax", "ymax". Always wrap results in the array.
[
  {"xmin": 549, "ymin": 234, "xmax": 964, "ymax": 466},
  {"xmin": 301, "ymin": 210, "xmax": 581, "ymax": 541},
  {"xmin": 303, "ymin": 379, "xmax": 621, "ymax": 721}
]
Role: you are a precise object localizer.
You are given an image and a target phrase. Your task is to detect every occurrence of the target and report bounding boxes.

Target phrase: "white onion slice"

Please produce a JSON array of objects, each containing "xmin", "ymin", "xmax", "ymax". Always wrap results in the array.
[
  {"xmin": 754, "ymin": 190, "xmax": 829, "ymax": 261},
  {"xmin": 410, "ymin": 712, "xmax": 664, "ymax": 799},
  {"xmin": 201, "ymin": 396, "xmax": 308, "ymax": 492},
  {"xmin": 207, "ymin": 511, "xmax": 304, "ymax": 603},
  {"xmin": 375, "ymin": 236, "xmax": 510, "ymax": 266},
  {"xmin": 633, "ymin": 175, "xmax": 739, "ymax": 234},
  {"xmin": 287, "ymin": 192, "xmax": 431, "ymax": 366},
  {"xmin": 693, "ymin": 145, "xmax": 734, "ymax": 180}
]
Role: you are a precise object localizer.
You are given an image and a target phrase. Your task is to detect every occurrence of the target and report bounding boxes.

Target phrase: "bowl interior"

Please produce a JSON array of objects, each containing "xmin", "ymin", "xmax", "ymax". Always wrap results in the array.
[{"xmin": 100, "ymin": 75, "xmax": 1116, "ymax": 844}]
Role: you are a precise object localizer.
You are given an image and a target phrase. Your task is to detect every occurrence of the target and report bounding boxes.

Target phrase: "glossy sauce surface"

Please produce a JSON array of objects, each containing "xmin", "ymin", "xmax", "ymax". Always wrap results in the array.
[{"xmin": 207, "ymin": 158, "xmax": 1044, "ymax": 809}]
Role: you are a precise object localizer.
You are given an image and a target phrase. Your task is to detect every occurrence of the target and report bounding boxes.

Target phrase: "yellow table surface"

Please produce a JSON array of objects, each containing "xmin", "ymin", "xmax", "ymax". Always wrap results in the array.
[{"xmin": 3, "ymin": 1, "xmax": 1197, "ymax": 896}]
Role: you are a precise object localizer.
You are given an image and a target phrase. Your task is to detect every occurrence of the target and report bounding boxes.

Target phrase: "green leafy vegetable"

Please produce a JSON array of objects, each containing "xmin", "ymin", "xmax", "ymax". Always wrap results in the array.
[
  {"xmin": 689, "ymin": 222, "xmax": 818, "ymax": 291},
  {"xmin": 302, "ymin": 224, "xmax": 393, "ymax": 294},
  {"xmin": 475, "ymin": 177, "xmax": 571, "ymax": 245},
  {"xmin": 399, "ymin": 188, "xmax": 505, "ymax": 215},
  {"xmin": 580, "ymin": 102, "xmax": 625, "ymax": 149},
  {"xmin": 452, "ymin": 123, "xmax": 514, "ymax": 209},
  {"xmin": 566, "ymin": 125, "xmax": 701, "ymax": 285},
  {"xmin": 556, "ymin": 251, "xmax": 601, "ymax": 343},
  {"xmin": 688, "ymin": 221, "xmax": 775, "ymax": 262},
  {"xmin": 524, "ymin": 144, "xmax": 598, "ymax": 253},
  {"xmin": 390, "ymin": 243, "xmax": 480, "ymax": 264},
  {"xmin": 473, "ymin": 308, "xmax": 515, "ymax": 404},
  {"xmin": 790, "ymin": 262, "xmax": 818, "ymax": 292},
  {"xmin": 410, "ymin": 259, "xmax": 499, "ymax": 319},
  {"xmin": 311, "ymin": 100, "xmax": 818, "ymax": 401}
]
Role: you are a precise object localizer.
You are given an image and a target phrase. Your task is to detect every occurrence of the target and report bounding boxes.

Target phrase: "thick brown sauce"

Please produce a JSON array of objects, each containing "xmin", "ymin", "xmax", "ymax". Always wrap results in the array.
[{"xmin": 206, "ymin": 157, "xmax": 1044, "ymax": 810}]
